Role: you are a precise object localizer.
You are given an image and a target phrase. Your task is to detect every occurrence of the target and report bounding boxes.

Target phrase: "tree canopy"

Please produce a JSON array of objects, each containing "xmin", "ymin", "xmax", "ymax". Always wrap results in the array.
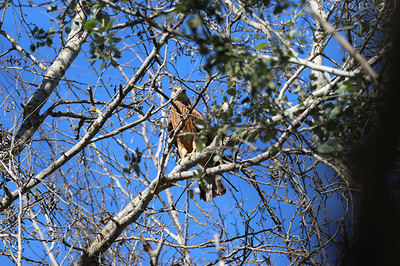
[{"xmin": 0, "ymin": 0, "xmax": 395, "ymax": 265}]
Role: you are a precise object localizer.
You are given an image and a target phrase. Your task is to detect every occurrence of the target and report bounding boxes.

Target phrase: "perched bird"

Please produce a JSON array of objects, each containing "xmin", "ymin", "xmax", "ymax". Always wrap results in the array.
[{"xmin": 167, "ymin": 86, "xmax": 226, "ymax": 201}]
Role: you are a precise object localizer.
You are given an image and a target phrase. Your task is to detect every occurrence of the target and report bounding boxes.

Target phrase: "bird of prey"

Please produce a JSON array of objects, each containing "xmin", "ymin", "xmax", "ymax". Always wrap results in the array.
[{"xmin": 167, "ymin": 86, "xmax": 226, "ymax": 201}]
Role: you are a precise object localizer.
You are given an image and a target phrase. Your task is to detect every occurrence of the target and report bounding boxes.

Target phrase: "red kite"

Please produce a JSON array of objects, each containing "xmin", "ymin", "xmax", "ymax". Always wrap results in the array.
[{"xmin": 167, "ymin": 86, "xmax": 226, "ymax": 201}]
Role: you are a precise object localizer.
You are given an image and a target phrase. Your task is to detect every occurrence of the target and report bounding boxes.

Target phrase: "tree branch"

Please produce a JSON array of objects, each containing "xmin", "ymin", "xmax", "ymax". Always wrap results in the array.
[
  {"xmin": 12, "ymin": 1, "xmax": 90, "ymax": 155},
  {"xmin": 307, "ymin": 1, "xmax": 378, "ymax": 82}
]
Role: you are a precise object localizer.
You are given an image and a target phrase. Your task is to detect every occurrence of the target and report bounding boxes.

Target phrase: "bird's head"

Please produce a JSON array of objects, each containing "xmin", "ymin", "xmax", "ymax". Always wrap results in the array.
[{"xmin": 171, "ymin": 86, "xmax": 191, "ymax": 104}]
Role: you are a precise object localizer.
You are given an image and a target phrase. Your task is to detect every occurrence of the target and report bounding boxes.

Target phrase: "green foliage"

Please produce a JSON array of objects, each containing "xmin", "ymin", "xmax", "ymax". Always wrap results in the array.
[
  {"xmin": 337, "ymin": 80, "xmax": 360, "ymax": 94},
  {"xmin": 272, "ymin": 0, "xmax": 290, "ymax": 14},
  {"xmin": 53, "ymin": 1, "xmax": 76, "ymax": 21},
  {"xmin": 178, "ymin": 1, "xmax": 292, "ymax": 143},
  {"xmin": 29, "ymin": 26, "xmax": 56, "ymax": 52},
  {"xmin": 194, "ymin": 119, "xmax": 207, "ymax": 131},
  {"xmin": 179, "ymin": 0, "xmax": 380, "ymax": 159},
  {"xmin": 307, "ymin": 83, "xmax": 379, "ymax": 156},
  {"xmin": 193, "ymin": 119, "xmax": 210, "ymax": 151},
  {"xmin": 0, "ymin": 0, "xmax": 11, "ymax": 11},
  {"xmin": 84, "ymin": 11, "xmax": 122, "ymax": 68},
  {"xmin": 240, "ymin": 0, "xmax": 291, "ymax": 14},
  {"xmin": 317, "ymin": 142, "xmax": 343, "ymax": 154},
  {"xmin": 176, "ymin": 0, "xmax": 223, "ymax": 23},
  {"xmin": 84, "ymin": 19, "xmax": 98, "ymax": 34},
  {"xmin": 195, "ymin": 135, "xmax": 209, "ymax": 151},
  {"xmin": 254, "ymin": 42, "xmax": 268, "ymax": 50},
  {"xmin": 178, "ymin": 1, "xmax": 294, "ymax": 146}
]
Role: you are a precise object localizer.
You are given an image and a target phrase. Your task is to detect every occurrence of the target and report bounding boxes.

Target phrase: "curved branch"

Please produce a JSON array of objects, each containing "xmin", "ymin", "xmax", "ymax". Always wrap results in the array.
[{"xmin": 259, "ymin": 54, "xmax": 358, "ymax": 78}]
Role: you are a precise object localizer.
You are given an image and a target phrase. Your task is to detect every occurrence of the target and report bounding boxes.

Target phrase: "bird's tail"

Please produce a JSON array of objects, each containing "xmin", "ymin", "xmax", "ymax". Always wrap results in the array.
[{"xmin": 199, "ymin": 175, "xmax": 226, "ymax": 201}]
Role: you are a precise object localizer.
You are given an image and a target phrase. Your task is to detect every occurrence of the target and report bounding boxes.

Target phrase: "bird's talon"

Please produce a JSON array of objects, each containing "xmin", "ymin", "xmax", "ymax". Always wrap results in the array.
[{"xmin": 187, "ymin": 151, "xmax": 196, "ymax": 160}]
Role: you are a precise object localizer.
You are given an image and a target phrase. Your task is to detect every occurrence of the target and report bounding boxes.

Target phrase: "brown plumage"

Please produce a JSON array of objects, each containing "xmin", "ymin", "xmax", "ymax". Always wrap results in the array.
[{"xmin": 167, "ymin": 86, "xmax": 226, "ymax": 201}]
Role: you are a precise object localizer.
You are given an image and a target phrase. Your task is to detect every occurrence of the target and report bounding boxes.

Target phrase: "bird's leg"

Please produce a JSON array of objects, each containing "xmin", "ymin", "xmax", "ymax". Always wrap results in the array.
[
  {"xmin": 192, "ymin": 139, "xmax": 198, "ymax": 153},
  {"xmin": 177, "ymin": 141, "xmax": 189, "ymax": 164},
  {"xmin": 184, "ymin": 139, "xmax": 198, "ymax": 160}
]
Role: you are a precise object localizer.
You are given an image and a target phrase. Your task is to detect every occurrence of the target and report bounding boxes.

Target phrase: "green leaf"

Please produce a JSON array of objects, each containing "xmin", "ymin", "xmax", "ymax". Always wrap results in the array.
[
  {"xmin": 337, "ymin": 81, "xmax": 359, "ymax": 94},
  {"xmin": 30, "ymin": 44, "xmax": 36, "ymax": 52},
  {"xmin": 298, "ymin": 38, "xmax": 307, "ymax": 45},
  {"xmin": 47, "ymin": 27, "xmax": 56, "ymax": 37},
  {"xmin": 104, "ymin": 19, "xmax": 114, "ymax": 32},
  {"xmin": 227, "ymin": 87, "xmax": 236, "ymax": 96},
  {"xmin": 46, "ymin": 37, "xmax": 53, "ymax": 46},
  {"xmin": 213, "ymin": 154, "xmax": 221, "ymax": 162},
  {"xmin": 342, "ymin": 25, "xmax": 352, "ymax": 31},
  {"xmin": 175, "ymin": 3, "xmax": 188, "ymax": 13},
  {"xmin": 195, "ymin": 135, "xmax": 207, "ymax": 151},
  {"xmin": 329, "ymin": 106, "xmax": 340, "ymax": 119},
  {"xmin": 309, "ymin": 73, "xmax": 317, "ymax": 80},
  {"xmin": 254, "ymin": 42, "xmax": 268, "ymax": 50},
  {"xmin": 194, "ymin": 119, "xmax": 207, "ymax": 131},
  {"xmin": 109, "ymin": 37, "xmax": 121, "ymax": 43},
  {"xmin": 188, "ymin": 189, "xmax": 194, "ymax": 199},
  {"xmin": 100, "ymin": 60, "xmax": 107, "ymax": 69},
  {"xmin": 317, "ymin": 143, "xmax": 342, "ymax": 154},
  {"xmin": 113, "ymin": 48, "xmax": 121, "ymax": 58},
  {"xmin": 84, "ymin": 19, "xmax": 98, "ymax": 33},
  {"xmin": 47, "ymin": 4, "xmax": 57, "ymax": 12}
]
